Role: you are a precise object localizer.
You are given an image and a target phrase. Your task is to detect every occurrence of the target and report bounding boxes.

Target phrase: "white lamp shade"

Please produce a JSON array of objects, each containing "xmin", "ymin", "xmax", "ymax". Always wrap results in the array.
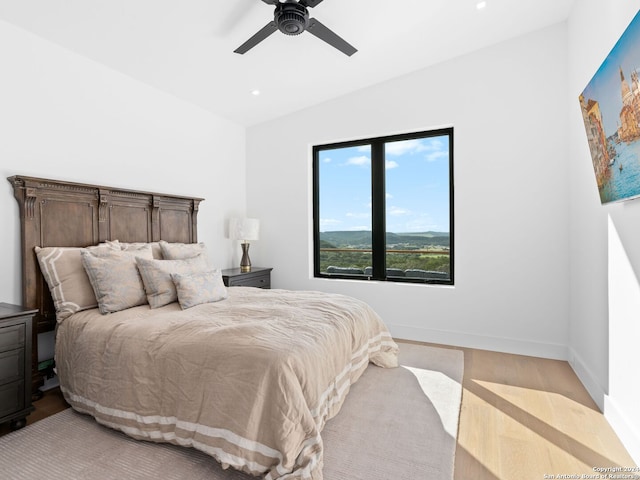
[{"xmin": 229, "ymin": 218, "xmax": 259, "ymax": 241}]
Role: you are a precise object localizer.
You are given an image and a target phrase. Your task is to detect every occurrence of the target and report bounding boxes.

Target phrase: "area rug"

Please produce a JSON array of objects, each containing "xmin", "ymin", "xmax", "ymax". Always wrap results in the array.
[{"xmin": 0, "ymin": 343, "xmax": 463, "ymax": 479}]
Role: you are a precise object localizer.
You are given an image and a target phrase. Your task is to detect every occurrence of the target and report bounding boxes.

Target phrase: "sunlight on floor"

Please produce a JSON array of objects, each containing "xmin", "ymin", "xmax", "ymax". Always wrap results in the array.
[
  {"xmin": 457, "ymin": 379, "xmax": 635, "ymax": 479},
  {"xmin": 401, "ymin": 365, "xmax": 462, "ymax": 437}
]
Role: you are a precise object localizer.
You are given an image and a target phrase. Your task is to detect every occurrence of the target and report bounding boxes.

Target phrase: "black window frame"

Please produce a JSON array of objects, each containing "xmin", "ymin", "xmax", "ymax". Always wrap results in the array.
[{"xmin": 312, "ymin": 127, "xmax": 454, "ymax": 285}]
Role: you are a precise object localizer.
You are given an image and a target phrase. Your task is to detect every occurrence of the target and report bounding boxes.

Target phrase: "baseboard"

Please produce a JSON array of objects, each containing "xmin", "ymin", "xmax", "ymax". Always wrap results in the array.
[
  {"xmin": 604, "ymin": 395, "xmax": 640, "ymax": 466},
  {"xmin": 566, "ymin": 350, "xmax": 640, "ymax": 465},
  {"xmin": 390, "ymin": 324, "xmax": 569, "ymax": 360},
  {"xmin": 566, "ymin": 346, "xmax": 606, "ymax": 412}
]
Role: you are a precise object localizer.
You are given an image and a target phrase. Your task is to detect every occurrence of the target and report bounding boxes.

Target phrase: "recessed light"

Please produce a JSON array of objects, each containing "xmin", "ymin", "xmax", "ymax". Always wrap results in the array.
[
  {"xmin": 477, "ymin": 1, "xmax": 487, "ymax": 10},
  {"xmin": 251, "ymin": 89, "xmax": 261, "ymax": 96}
]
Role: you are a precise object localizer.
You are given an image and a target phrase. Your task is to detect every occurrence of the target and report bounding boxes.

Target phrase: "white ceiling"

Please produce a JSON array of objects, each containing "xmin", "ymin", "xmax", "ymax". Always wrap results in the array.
[{"xmin": 0, "ymin": 0, "xmax": 575, "ymax": 126}]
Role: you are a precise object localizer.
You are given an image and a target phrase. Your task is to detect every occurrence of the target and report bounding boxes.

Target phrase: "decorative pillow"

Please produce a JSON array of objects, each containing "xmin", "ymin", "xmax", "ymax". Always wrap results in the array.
[
  {"xmin": 136, "ymin": 255, "xmax": 209, "ymax": 308},
  {"xmin": 34, "ymin": 243, "xmax": 120, "ymax": 322},
  {"xmin": 171, "ymin": 270, "xmax": 227, "ymax": 309},
  {"xmin": 159, "ymin": 240, "xmax": 209, "ymax": 263},
  {"xmin": 88, "ymin": 242, "xmax": 152, "ymax": 258},
  {"xmin": 120, "ymin": 241, "xmax": 163, "ymax": 259},
  {"xmin": 102, "ymin": 239, "xmax": 121, "ymax": 251},
  {"xmin": 81, "ymin": 247, "xmax": 153, "ymax": 314}
]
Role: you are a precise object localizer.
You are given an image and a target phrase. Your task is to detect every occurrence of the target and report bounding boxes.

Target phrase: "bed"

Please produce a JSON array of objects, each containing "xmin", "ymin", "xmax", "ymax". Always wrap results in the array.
[{"xmin": 10, "ymin": 176, "xmax": 398, "ymax": 480}]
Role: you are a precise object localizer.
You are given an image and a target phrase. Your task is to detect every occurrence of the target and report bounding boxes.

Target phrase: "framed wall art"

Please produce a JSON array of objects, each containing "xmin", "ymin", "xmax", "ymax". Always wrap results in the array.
[{"xmin": 580, "ymin": 8, "xmax": 640, "ymax": 204}]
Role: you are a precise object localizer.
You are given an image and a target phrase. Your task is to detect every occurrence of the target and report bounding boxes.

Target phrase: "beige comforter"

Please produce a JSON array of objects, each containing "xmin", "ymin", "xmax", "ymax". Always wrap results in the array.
[{"xmin": 56, "ymin": 287, "xmax": 398, "ymax": 479}]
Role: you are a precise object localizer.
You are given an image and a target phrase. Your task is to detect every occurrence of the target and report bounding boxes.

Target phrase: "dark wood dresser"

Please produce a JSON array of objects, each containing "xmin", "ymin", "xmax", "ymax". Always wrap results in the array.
[
  {"xmin": 222, "ymin": 267, "xmax": 272, "ymax": 289},
  {"xmin": 0, "ymin": 303, "xmax": 36, "ymax": 430}
]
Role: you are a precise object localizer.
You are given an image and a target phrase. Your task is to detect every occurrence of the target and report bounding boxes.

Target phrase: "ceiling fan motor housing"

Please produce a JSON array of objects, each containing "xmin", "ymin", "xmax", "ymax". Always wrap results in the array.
[{"xmin": 275, "ymin": 2, "xmax": 309, "ymax": 35}]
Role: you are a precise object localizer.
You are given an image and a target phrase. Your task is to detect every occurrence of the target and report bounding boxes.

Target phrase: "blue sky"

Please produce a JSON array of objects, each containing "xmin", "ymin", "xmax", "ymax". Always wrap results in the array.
[
  {"xmin": 581, "ymin": 9, "xmax": 640, "ymax": 135},
  {"xmin": 318, "ymin": 135, "xmax": 451, "ymax": 233}
]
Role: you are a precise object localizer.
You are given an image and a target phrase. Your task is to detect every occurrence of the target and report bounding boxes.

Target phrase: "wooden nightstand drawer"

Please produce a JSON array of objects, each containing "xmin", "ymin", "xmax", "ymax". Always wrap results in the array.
[
  {"xmin": 0, "ymin": 303, "xmax": 35, "ymax": 429},
  {"xmin": 0, "ymin": 381, "xmax": 25, "ymax": 418},
  {"xmin": 0, "ymin": 324, "xmax": 25, "ymax": 353},
  {"xmin": 222, "ymin": 267, "xmax": 272, "ymax": 289},
  {"xmin": 229, "ymin": 274, "xmax": 270, "ymax": 288},
  {"xmin": 0, "ymin": 349, "xmax": 24, "ymax": 386}
]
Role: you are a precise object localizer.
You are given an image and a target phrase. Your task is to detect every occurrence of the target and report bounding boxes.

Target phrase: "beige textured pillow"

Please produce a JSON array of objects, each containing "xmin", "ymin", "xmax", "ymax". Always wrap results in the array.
[
  {"xmin": 172, "ymin": 270, "xmax": 228, "ymax": 309},
  {"xmin": 159, "ymin": 240, "xmax": 209, "ymax": 263},
  {"xmin": 136, "ymin": 255, "xmax": 209, "ymax": 308},
  {"xmin": 81, "ymin": 247, "xmax": 153, "ymax": 314},
  {"xmin": 102, "ymin": 240, "xmax": 121, "ymax": 250},
  {"xmin": 119, "ymin": 241, "xmax": 163, "ymax": 259},
  {"xmin": 35, "ymin": 243, "xmax": 120, "ymax": 322}
]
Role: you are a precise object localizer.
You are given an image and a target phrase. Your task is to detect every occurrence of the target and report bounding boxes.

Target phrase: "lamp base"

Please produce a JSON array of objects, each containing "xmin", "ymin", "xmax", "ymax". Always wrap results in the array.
[{"xmin": 240, "ymin": 242, "xmax": 252, "ymax": 272}]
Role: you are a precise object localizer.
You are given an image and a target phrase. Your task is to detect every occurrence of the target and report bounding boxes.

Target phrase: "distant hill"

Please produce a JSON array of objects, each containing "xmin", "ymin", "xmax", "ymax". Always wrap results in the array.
[{"xmin": 320, "ymin": 230, "xmax": 449, "ymax": 248}]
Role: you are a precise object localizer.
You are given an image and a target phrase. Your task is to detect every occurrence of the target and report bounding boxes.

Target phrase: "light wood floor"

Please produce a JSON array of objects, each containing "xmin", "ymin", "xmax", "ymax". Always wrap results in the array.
[
  {"xmin": 450, "ymin": 345, "xmax": 637, "ymax": 479},
  {"xmin": 1, "ymin": 345, "xmax": 636, "ymax": 479}
]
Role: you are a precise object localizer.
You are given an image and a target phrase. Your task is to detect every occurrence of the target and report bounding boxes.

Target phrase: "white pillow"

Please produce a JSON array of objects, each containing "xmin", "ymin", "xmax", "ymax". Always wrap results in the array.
[
  {"xmin": 171, "ymin": 270, "xmax": 227, "ymax": 309},
  {"xmin": 159, "ymin": 240, "xmax": 209, "ymax": 264},
  {"xmin": 136, "ymin": 255, "xmax": 209, "ymax": 308},
  {"xmin": 34, "ymin": 242, "xmax": 120, "ymax": 321},
  {"xmin": 81, "ymin": 247, "xmax": 153, "ymax": 314}
]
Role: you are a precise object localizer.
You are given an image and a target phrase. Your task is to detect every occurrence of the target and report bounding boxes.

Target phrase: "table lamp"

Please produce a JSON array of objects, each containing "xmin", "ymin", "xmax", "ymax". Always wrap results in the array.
[{"xmin": 229, "ymin": 218, "xmax": 259, "ymax": 272}]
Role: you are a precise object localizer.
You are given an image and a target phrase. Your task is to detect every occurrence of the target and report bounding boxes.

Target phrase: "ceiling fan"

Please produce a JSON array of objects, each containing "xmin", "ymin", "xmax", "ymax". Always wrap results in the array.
[{"xmin": 234, "ymin": 0, "xmax": 357, "ymax": 56}]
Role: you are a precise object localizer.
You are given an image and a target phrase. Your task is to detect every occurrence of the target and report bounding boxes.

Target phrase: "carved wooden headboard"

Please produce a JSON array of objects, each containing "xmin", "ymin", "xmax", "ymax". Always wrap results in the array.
[{"xmin": 8, "ymin": 175, "xmax": 203, "ymax": 391}]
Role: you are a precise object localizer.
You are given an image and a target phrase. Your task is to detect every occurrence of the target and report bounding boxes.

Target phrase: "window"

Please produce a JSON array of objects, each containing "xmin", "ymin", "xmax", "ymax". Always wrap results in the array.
[{"xmin": 313, "ymin": 127, "xmax": 454, "ymax": 285}]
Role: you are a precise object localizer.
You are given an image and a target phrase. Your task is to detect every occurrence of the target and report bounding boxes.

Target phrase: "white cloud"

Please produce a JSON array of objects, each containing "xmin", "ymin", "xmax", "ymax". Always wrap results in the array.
[
  {"xmin": 323, "ymin": 157, "xmax": 332, "ymax": 163},
  {"xmin": 388, "ymin": 206, "xmax": 410, "ymax": 216},
  {"xmin": 385, "ymin": 160, "xmax": 399, "ymax": 169},
  {"xmin": 386, "ymin": 137, "xmax": 449, "ymax": 163},
  {"xmin": 320, "ymin": 218, "xmax": 341, "ymax": 230},
  {"xmin": 425, "ymin": 150, "xmax": 448, "ymax": 162},
  {"xmin": 423, "ymin": 138, "xmax": 449, "ymax": 162},
  {"xmin": 385, "ymin": 139, "xmax": 427, "ymax": 156},
  {"xmin": 345, "ymin": 155, "xmax": 370, "ymax": 166}
]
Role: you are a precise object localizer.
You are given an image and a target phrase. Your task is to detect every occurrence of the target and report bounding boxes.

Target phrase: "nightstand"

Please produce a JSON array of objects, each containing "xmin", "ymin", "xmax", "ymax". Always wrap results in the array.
[
  {"xmin": 222, "ymin": 267, "xmax": 272, "ymax": 289},
  {"xmin": 0, "ymin": 303, "xmax": 36, "ymax": 430}
]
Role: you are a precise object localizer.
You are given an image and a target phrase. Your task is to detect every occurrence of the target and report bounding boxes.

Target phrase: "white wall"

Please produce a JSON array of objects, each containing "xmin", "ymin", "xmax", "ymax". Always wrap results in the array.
[
  {"xmin": 568, "ymin": 0, "xmax": 640, "ymax": 463},
  {"xmin": 247, "ymin": 24, "xmax": 571, "ymax": 360},
  {"xmin": 7, "ymin": 8, "xmax": 637, "ymax": 464},
  {"xmin": 0, "ymin": 20, "xmax": 247, "ymax": 306}
]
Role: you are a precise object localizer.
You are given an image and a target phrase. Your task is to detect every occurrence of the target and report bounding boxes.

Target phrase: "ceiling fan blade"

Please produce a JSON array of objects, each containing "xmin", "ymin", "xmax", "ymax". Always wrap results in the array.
[
  {"xmin": 299, "ymin": 0, "xmax": 325, "ymax": 8},
  {"xmin": 307, "ymin": 18, "xmax": 357, "ymax": 56},
  {"xmin": 234, "ymin": 21, "xmax": 278, "ymax": 54},
  {"xmin": 261, "ymin": 0, "xmax": 279, "ymax": 4}
]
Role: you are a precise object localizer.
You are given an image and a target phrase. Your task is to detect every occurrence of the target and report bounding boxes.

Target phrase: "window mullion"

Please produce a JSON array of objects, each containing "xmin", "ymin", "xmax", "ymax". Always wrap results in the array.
[
  {"xmin": 370, "ymin": 142, "xmax": 386, "ymax": 280},
  {"xmin": 312, "ymin": 147, "xmax": 321, "ymax": 277}
]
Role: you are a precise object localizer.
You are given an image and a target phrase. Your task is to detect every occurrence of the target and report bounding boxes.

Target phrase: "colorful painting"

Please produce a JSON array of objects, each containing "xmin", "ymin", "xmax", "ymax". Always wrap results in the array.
[{"xmin": 580, "ymin": 9, "xmax": 640, "ymax": 204}]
